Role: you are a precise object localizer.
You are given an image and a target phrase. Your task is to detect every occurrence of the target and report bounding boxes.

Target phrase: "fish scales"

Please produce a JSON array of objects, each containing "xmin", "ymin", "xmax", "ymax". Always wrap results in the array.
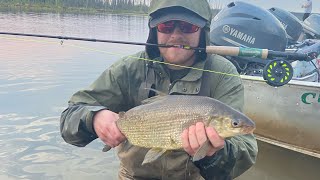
[
  {"xmin": 102, "ymin": 93, "xmax": 255, "ymax": 164},
  {"xmin": 117, "ymin": 95, "xmax": 225, "ymax": 149}
]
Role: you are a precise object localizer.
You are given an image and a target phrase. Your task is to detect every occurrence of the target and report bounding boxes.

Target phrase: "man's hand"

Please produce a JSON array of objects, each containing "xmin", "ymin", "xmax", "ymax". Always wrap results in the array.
[
  {"xmin": 93, "ymin": 110, "xmax": 126, "ymax": 148},
  {"xmin": 181, "ymin": 122, "xmax": 225, "ymax": 157}
]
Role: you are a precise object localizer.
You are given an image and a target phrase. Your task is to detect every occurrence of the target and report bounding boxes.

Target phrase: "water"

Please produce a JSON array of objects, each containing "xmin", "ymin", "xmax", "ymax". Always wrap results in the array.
[
  {"xmin": 1, "ymin": 11, "xmax": 320, "ymax": 180},
  {"xmin": 0, "ymin": 12, "xmax": 148, "ymax": 180}
]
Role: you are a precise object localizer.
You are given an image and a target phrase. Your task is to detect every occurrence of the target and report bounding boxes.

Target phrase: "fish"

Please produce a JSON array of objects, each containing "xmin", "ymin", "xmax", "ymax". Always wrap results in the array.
[{"xmin": 102, "ymin": 89, "xmax": 255, "ymax": 165}]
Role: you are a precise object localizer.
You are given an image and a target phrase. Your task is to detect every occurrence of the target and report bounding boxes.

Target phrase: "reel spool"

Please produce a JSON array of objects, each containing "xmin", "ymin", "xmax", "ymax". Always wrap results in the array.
[{"xmin": 263, "ymin": 60, "xmax": 293, "ymax": 87}]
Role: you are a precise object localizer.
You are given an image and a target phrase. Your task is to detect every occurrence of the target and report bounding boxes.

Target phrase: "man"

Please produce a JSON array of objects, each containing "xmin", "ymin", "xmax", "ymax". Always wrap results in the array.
[
  {"xmin": 302, "ymin": 0, "xmax": 312, "ymax": 21},
  {"xmin": 60, "ymin": 0, "xmax": 258, "ymax": 179}
]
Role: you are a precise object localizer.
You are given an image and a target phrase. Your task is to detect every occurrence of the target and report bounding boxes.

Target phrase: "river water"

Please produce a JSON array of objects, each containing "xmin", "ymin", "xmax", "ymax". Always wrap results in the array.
[
  {"xmin": 1, "ymin": 11, "xmax": 320, "ymax": 180},
  {"xmin": 0, "ymin": 11, "xmax": 147, "ymax": 180}
]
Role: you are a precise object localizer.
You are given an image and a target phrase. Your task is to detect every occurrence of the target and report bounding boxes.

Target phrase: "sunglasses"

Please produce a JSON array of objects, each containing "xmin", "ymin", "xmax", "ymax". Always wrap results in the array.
[{"xmin": 157, "ymin": 20, "xmax": 200, "ymax": 34}]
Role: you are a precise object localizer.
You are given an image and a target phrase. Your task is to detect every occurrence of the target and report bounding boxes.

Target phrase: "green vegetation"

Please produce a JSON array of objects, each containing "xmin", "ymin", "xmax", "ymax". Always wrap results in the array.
[{"xmin": 0, "ymin": 0, "xmax": 151, "ymax": 14}]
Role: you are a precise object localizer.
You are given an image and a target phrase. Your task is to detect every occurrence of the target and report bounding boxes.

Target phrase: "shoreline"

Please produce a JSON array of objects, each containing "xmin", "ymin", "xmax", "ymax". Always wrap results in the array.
[
  {"xmin": 0, "ymin": 4, "xmax": 317, "ymax": 21},
  {"xmin": 0, "ymin": 3, "xmax": 148, "ymax": 16}
]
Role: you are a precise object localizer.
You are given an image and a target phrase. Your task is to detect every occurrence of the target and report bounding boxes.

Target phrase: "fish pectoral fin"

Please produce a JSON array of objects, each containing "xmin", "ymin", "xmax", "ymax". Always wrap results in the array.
[
  {"xmin": 142, "ymin": 148, "xmax": 167, "ymax": 165},
  {"xmin": 193, "ymin": 140, "xmax": 211, "ymax": 161}
]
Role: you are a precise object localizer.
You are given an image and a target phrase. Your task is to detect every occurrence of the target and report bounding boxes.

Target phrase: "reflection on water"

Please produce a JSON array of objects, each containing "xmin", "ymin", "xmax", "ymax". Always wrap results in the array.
[
  {"xmin": 0, "ymin": 12, "xmax": 146, "ymax": 179},
  {"xmin": 0, "ymin": 112, "xmax": 119, "ymax": 180},
  {"xmin": 0, "ymin": 12, "xmax": 148, "ymax": 41},
  {"xmin": 0, "ymin": 113, "xmax": 119, "ymax": 179}
]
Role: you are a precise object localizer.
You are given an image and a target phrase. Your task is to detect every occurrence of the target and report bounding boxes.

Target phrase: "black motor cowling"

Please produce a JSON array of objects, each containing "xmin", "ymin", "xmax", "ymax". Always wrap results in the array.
[
  {"xmin": 210, "ymin": 1, "xmax": 288, "ymax": 76},
  {"xmin": 303, "ymin": 14, "xmax": 320, "ymax": 39},
  {"xmin": 210, "ymin": 1, "xmax": 287, "ymax": 51},
  {"xmin": 269, "ymin": 7, "xmax": 303, "ymax": 44}
]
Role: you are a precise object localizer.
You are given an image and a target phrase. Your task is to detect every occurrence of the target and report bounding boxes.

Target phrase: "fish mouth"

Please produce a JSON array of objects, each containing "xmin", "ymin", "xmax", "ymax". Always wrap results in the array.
[{"xmin": 241, "ymin": 126, "xmax": 256, "ymax": 134}]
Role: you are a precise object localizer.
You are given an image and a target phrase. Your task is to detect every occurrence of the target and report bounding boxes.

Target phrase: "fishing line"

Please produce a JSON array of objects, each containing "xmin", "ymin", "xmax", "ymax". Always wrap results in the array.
[
  {"xmin": 0, "ymin": 35, "xmax": 242, "ymax": 78},
  {"xmin": 4, "ymin": 32, "xmax": 315, "ymax": 86}
]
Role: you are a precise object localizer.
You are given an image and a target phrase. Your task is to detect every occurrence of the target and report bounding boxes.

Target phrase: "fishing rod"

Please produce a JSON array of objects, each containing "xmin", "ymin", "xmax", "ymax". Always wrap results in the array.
[
  {"xmin": 0, "ymin": 32, "xmax": 316, "ymax": 61},
  {"xmin": 0, "ymin": 32, "xmax": 173, "ymax": 48},
  {"xmin": 1, "ymin": 31, "xmax": 318, "ymax": 87}
]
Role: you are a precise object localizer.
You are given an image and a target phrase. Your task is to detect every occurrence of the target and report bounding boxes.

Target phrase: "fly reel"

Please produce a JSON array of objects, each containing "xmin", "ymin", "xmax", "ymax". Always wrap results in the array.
[{"xmin": 263, "ymin": 60, "xmax": 293, "ymax": 87}]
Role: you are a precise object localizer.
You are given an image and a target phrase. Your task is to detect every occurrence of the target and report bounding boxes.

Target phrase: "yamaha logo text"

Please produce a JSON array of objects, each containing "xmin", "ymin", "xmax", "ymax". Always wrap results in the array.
[{"xmin": 222, "ymin": 25, "xmax": 256, "ymax": 45}]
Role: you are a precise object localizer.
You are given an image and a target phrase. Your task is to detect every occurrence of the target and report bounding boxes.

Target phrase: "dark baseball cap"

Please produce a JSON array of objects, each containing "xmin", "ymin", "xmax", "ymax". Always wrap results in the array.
[{"xmin": 149, "ymin": 7, "xmax": 207, "ymax": 28}]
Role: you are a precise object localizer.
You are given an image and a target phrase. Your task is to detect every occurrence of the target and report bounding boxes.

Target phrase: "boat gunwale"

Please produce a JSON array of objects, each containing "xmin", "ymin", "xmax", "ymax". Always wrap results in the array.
[
  {"xmin": 241, "ymin": 75, "xmax": 320, "ymax": 88},
  {"xmin": 256, "ymin": 135, "xmax": 320, "ymax": 159}
]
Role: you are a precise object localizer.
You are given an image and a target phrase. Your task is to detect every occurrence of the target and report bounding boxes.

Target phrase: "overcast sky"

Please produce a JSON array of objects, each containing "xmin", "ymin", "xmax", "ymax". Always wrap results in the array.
[{"xmin": 217, "ymin": 0, "xmax": 320, "ymax": 13}]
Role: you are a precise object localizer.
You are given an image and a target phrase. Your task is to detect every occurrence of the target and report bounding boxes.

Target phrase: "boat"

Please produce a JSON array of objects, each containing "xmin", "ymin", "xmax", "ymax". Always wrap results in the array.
[
  {"xmin": 242, "ymin": 75, "xmax": 320, "ymax": 158},
  {"xmin": 234, "ymin": 76, "xmax": 320, "ymax": 180},
  {"xmin": 211, "ymin": 2, "xmax": 320, "ymax": 179},
  {"xmin": 210, "ymin": 2, "xmax": 320, "ymax": 155}
]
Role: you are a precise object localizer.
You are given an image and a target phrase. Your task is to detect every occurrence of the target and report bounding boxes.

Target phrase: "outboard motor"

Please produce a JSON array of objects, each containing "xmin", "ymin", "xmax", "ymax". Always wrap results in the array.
[
  {"xmin": 211, "ymin": 1, "xmax": 287, "ymax": 50},
  {"xmin": 210, "ymin": 1, "xmax": 288, "ymax": 76},
  {"xmin": 269, "ymin": 7, "xmax": 303, "ymax": 45},
  {"xmin": 303, "ymin": 14, "xmax": 320, "ymax": 39}
]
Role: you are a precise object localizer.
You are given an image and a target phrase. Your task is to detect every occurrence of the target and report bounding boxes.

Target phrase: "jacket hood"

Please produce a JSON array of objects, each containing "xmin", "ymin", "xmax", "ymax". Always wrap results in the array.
[
  {"xmin": 146, "ymin": 0, "xmax": 212, "ymax": 60},
  {"xmin": 149, "ymin": 0, "xmax": 212, "ymax": 29}
]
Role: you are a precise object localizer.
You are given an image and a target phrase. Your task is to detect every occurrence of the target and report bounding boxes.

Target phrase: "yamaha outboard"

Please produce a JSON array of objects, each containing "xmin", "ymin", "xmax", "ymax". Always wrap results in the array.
[
  {"xmin": 210, "ymin": 1, "xmax": 288, "ymax": 76},
  {"xmin": 303, "ymin": 14, "xmax": 320, "ymax": 39},
  {"xmin": 269, "ymin": 7, "xmax": 303, "ymax": 45}
]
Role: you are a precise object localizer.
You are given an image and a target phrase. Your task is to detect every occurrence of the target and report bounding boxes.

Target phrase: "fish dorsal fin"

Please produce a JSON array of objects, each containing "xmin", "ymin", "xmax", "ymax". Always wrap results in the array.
[
  {"xmin": 144, "ymin": 88, "xmax": 167, "ymax": 96},
  {"xmin": 141, "ymin": 88, "xmax": 167, "ymax": 105},
  {"xmin": 119, "ymin": 111, "xmax": 125, "ymax": 118},
  {"xmin": 192, "ymin": 140, "xmax": 211, "ymax": 161},
  {"xmin": 142, "ymin": 148, "xmax": 167, "ymax": 165},
  {"xmin": 141, "ymin": 95, "xmax": 165, "ymax": 104}
]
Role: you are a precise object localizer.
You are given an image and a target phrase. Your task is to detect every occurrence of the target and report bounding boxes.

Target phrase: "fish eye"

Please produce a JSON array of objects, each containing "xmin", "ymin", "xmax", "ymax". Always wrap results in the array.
[{"xmin": 232, "ymin": 121, "xmax": 240, "ymax": 127}]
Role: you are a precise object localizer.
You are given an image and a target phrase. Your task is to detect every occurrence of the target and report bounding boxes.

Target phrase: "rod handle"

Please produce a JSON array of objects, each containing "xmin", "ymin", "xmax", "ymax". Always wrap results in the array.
[{"xmin": 206, "ymin": 46, "xmax": 269, "ymax": 59}]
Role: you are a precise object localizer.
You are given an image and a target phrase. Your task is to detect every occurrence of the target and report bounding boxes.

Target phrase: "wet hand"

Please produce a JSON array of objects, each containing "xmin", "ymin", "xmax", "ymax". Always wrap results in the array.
[
  {"xmin": 93, "ymin": 110, "xmax": 126, "ymax": 148},
  {"xmin": 181, "ymin": 122, "xmax": 225, "ymax": 157}
]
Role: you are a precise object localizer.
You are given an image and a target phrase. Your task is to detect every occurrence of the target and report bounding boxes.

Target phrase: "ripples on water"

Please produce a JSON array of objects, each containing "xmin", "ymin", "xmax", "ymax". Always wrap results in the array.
[
  {"xmin": 0, "ymin": 12, "xmax": 147, "ymax": 179},
  {"xmin": 0, "ymin": 114, "xmax": 120, "ymax": 179}
]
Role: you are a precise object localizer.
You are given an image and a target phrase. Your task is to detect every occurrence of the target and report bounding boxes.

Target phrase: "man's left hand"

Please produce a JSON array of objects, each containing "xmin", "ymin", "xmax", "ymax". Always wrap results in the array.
[{"xmin": 181, "ymin": 122, "xmax": 225, "ymax": 157}]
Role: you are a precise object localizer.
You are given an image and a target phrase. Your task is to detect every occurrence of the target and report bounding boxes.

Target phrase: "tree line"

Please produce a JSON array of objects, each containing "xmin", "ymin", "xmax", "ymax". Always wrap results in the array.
[
  {"xmin": 0, "ymin": 0, "xmax": 151, "ymax": 13},
  {"xmin": 0, "ymin": 0, "xmax": 222, "ymax": 14}
]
